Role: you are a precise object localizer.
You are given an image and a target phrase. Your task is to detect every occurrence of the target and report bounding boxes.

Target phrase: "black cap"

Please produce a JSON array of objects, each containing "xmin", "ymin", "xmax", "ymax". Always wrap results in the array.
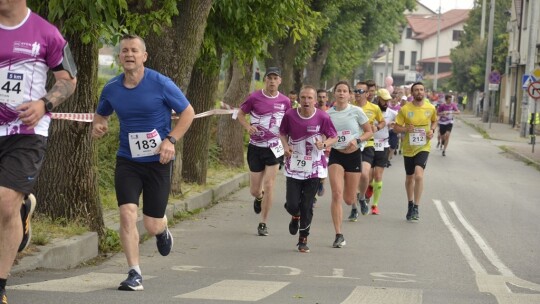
[{"xmin": 264, "ymin": 67, "xmax": 281, "ymax": 77}]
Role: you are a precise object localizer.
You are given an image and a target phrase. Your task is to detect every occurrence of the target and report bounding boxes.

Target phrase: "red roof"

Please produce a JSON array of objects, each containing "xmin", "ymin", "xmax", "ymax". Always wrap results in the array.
[
  {"xmin": 424, "ymin": 71, "xmax": 453, "ymax": 80},
  {"xmin": 419, "ymin": 56, "xmax": 452, "ymax": 64},
  {"xmin": 407, "ymin": 9, "xmax": 470, "ymax": 40}
]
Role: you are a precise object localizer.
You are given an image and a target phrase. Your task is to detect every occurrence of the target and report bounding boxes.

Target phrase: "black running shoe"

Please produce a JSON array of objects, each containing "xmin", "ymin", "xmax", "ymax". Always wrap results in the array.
[
  {"xmin": 359, "ymin": 198, "xmax": 369, "ymax": 215},
  {"xmin": 257, "ymin": 223, "xmax": 268, "ymax": 236},
  {"xmin": 156, "ymin": 227, "xmax": 174, "ymax": 256},
  {"xmin": 289, "ymin": 216, "xmax": 300, "ymax": 235},
  {"xmin": 442, "ymin": 150, "xmax": 446, "ymax": 157},
  {"xmin": 333, "ymin": 234, "xmax": 346, "ymax": 248},
  {"xmin": 406, "ymin": 201, "xmax": 414, "ymax": 221},
  {"xmin": 118, "ymin": 269, "xmax": 143, "ymax": 291},
  {"xmin": 18, "ymin": 194, "xmax": 36, "ymax": 252},
  {"xmin": 253, "ymin": 193, "xmax": 263, "ymax": 214},
  {"xmin": 297, "ymin": 237, "xmax": 309, "ymax": 253},
  {"xmin": 348, "ymin": 208, "xmax": 359, "ymax": 222},
  {"xmin": 1, "ymin": 288, "xmax": 7, "ymax": 304},
  {"xmin": 411, "ymin": 205, "xmax": 419, "ymax": 221}
]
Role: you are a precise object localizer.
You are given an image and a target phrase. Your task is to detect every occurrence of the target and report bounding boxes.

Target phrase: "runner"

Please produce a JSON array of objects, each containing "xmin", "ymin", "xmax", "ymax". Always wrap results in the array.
[{"xmin": 437, "ymin": 94, "xmax": 460, "ymax": 156}]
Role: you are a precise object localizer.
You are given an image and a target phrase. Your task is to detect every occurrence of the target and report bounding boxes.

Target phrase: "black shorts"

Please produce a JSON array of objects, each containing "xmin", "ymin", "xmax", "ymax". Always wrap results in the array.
[
  {"xmin": 247, "ymin": 144, "xmax": 282, "ymax": 172},
  {"xmin": 388, "ymin": 131, "xmax": 399, "ymax": 149},
  {"xmin": 0, "ymin": 135, "xmax": 47, "ymax": 195},
  {"xmin": 328, "ymin": 148, "xmax": 362, "ymax": 172},
  {"xmin": 439, "ymin": 123, "xmax": 453, "ymax": 135},
  {"xmin": 361, "ymin": 146, "xmax": 375, "ymax": 167},
  {"xmin": 404, "ymin": 151, "xmax": 429, "ymax": 175},
  {"xmin": 115, "ymin": 156, "xmax": 172, "ymax": 218},
  {"xmin": 373, "ymin": 148, "xmax": 389, "ymax": 168}
]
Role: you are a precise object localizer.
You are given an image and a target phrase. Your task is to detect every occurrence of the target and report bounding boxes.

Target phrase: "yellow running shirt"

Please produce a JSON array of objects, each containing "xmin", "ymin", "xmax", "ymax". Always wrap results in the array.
[
  {"xmin": 395, "ymin": 101, "xmax": 437, "ymax": 157},
  {"xmin": 360, "ymin": 102, "xmax": 384, "ymax": 148}
]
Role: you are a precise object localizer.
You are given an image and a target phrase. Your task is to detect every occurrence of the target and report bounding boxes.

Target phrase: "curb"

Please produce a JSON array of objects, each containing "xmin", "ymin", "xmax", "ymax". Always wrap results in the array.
[{"xmin": 12, "ymin": 172, "xmax": 249, "ymax": 274}]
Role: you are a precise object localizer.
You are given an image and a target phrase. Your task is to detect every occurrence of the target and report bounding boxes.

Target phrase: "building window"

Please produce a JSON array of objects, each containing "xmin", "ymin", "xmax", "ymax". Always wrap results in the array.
[
  {"xmin": 410, "ymin": 51, "xmax": 417, "ymax": 70},
  {"xmin": 399, "ymin": 51, "xmax": 405, "ymax": 70},
  {"xmin": 406, "ymin": 28, "xmax": 412, "ymax": 39},
  {"xmin": 452, "ymin": 30, "xmax": 463, "ymax": 41}
]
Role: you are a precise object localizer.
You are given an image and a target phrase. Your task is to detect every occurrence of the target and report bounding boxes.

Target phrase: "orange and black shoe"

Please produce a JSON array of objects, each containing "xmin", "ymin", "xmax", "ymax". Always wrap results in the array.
[
  {"xmin": 1, "ymin": 288, "xmax": 7, "ymax": 304},
  {"xmin": 18, "ymin": 194, "xmax": 36, "ymax": 252},
  {"xmin": 297, "ymin": 237, "xmax": 309, "ymax": 253}
]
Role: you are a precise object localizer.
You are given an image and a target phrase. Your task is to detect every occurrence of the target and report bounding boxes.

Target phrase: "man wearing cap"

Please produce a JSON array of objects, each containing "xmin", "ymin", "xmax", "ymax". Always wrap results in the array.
[
  {"xmin": 348, "ymin": 81, "xmax": 385, "ymax": 220},
  {"xmin": 238, "ymin": 67, "xmax": 291, "ymax": 236},
  {"xmin": 369, "ymin": 88, "xmax": 398, "ymax": 215}
]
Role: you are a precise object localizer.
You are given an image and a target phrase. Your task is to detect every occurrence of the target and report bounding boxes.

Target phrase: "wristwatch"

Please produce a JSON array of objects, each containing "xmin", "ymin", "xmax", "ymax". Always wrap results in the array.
[
  {"xmin": 42, "ymin": 97, "xmax": 54, "ymax": 113},
  {"xmin": 356, "ymin": 139, "xmax": 362, "ymax": 145},
  {"xmin": 165, "ymin": 135, "xmax": 176, "ymax": 144},
  {"xmin": 323, "ymin": 143, "xmax": 327, "ymax": 148}
]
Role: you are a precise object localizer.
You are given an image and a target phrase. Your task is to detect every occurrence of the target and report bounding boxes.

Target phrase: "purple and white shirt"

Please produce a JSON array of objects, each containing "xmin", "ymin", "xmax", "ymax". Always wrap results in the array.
[
  {"xmin": 0, "ymin": 9, "xmax": 66, "ymax": 137},
  {"xmin": 279, "ymin": 108, "xmax": 337, "ymax": 180},
  {"xmin": 240, "ymin": 90, "xmax": 291, "ymax": 148},
  {"xmin": 437, "ymin": 102, "xmax": 459, "ymax": 125}
]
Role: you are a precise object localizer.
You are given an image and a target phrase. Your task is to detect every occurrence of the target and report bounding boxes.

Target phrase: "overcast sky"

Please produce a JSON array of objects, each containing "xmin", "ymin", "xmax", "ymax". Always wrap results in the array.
[{"xmin": 419, "ymin": 0, "xmax": 475, "ymax": 13}]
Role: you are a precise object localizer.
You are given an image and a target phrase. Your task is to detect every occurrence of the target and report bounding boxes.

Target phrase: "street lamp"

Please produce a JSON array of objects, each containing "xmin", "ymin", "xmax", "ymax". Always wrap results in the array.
[{"xmin": 434, "ymin": 3, "xmax": 441, "ymax": 92}]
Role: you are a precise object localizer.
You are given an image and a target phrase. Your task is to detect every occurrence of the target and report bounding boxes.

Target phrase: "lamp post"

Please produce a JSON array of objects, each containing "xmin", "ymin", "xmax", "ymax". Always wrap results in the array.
[{"xmin": 433, "ymin": 4, "xmax": 441, "ymax": 92}]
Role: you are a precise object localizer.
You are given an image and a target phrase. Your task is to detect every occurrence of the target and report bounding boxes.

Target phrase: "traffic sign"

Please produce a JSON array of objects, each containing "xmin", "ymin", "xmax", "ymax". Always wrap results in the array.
[
  {"xmin": 489, "ymin": 83, "xmax": 499, "ymax": 91},
  {"xmin": 533, "ymin": 68, "xmax": 540, "ymax": 79},
  {"xmin": 489, "ymin": 71, "xmax": 501, "ymax": 84},
  {"xmin": 523, "ymin": 74, "xmax": 536, "ymax": 89},
  {"xmin": 527, "ymin": 81, "xmax": 540, "ymax": 99}
]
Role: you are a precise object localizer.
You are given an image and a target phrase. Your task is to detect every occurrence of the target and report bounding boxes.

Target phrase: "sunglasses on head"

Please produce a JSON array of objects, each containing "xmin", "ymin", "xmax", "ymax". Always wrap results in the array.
[{"xmin": 353, "ymin": 89, "xmax": 365, "ymax": 94}]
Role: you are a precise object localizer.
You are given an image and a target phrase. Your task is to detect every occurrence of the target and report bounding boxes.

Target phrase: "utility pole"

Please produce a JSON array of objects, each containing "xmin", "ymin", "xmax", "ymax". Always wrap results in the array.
[
  {"xmin": 480, "ymin": 0, "xmax": 487, "ymax": 40},
  {"xmin": 482, "ymin": 0, "xmax": 495, "ymax": 123},
  {"xmin": 433, "ymin": 4, "xmax": 441, "ymax": 91},
  {"xmin": 520, "ymin": 0, "xmax": 540, "ymax": 137}
]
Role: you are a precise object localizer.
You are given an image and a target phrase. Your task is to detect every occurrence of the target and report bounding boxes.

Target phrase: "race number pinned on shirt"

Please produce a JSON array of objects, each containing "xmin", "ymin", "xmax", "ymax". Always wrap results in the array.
[
  {"xmin": 0, "ymin": 71, "xmax": 25, "ymax": 106},
  {"xmin": 270, "ymin": 141, "xmax": 284, "ymax": 158},
  {"xmin": 335, "ymin": 130, "xmax": 353, "ymax": 149},
  {"xmin": 374, "ymin": 138, "xmax": 386, "ymax": 151},
  {"xmin": 128, "ymin": 129, "xmax": 162, "ymax": 158},
  {"xmin": 290, "ymin": 154, "xmax": 313, "ymax": 173},
  {"xmin": 409, "ymin": 128, "xmax": 426, "ymax": 146}
]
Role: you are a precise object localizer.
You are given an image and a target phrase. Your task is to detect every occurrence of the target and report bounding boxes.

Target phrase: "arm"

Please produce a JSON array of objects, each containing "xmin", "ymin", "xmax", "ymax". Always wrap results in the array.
[
  {"xmin": 237, "ymin": 109, "xmax": 258, "ymax": 135},
  {"xmin": 91, "ymin": 113, "xmax": 110, "ymax": 139},
  {"xmin": 280, "ymin": 134, "xmax": 292, "ymax": 158},
  {"xmin": 158, "ymin": 104, "xmax": 195, "ymax": 164},
  {"xmin": 16, "ymin": 70, "xmax": 77, "ymax": 128}
]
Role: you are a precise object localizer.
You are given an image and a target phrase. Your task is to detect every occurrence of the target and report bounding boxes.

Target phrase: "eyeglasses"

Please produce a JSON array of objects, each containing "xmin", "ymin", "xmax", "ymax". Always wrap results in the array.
[{"xmin": 353, "ymin": 89, "xmax": 365, "ymax": 94}]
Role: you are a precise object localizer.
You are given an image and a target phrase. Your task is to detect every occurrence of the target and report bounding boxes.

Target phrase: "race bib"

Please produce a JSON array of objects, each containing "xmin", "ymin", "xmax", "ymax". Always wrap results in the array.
[
  {"xmin": 335, "ymin": 130, "xmax": 353, "ymax": 148},
  {"xmin": 0, "ymin": 70, "xmax": 25, "ymax": 106},
  {"xmin": 128, "ymin": 129, "xmax": 162, "ymax": 158},
  {"xmin": 290, "ymin": 154, "xmax": 313, "ymax": 173},
  {"xmin": 409, "ymin": 128, "xmax": 426, "ymax": 146},
  {"xmin": 270, "ymin": 141, "xmax": 284, "ymax": 158},
  {"xmin": 374, "ymin": 138, "xmax": 386, "ymax": 151}
]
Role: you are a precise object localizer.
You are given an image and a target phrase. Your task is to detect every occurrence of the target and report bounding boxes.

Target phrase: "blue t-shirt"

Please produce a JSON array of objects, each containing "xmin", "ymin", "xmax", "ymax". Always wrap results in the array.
[{"xmin": 97, "ymin": 68, "xmax": 190, "ymax": 162}]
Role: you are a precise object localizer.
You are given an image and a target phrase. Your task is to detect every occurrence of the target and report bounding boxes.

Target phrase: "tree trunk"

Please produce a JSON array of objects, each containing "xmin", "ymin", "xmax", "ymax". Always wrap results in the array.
[
  {"xmin": 144, "ymin": 0, "xmax": 212, "ymax": 194},
  {"xmin": 304, "ymin": 39, "xmax": 330, "ymax": 88},
  {"xmin": 217, "ymin": 58, "xmax": 253, "ymax": 167},
  {"xmin": 182, "ymin": 50, "xmax": 221, "ymax": 184},
  {"xmin": 35, "ymin": 38, "xmax": 105, "ymax": 236},
  {"xmin": 265, "ymin": 35, "xmax": 299, "ymax": 94}
]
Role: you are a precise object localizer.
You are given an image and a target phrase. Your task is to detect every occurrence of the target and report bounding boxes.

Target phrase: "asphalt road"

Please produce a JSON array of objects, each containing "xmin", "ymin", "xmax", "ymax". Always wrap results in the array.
[{"xmin": 8, "ymin": 119, "xmax": 540, "ymax": 304}]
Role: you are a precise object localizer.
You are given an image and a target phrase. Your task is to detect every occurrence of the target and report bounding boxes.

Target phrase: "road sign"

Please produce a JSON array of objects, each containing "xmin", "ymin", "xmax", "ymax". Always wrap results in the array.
[
  {"xmin": 523, "ymin": 74, "xmax": 536, "ymax": 89},
  {"xmin": 489, "ymin": 83, "xmax": 499, "ymax": 91},
  {"xmin": 527, "ymin": 81, "xmax": 540, "ymax": 99},
  {"xmin": 489, "ymin": 71, "xmax": 501, "ymax": 84},
  {"xmin": 533, "ymin": 68, "xmax": 540, "ymax": 79}
]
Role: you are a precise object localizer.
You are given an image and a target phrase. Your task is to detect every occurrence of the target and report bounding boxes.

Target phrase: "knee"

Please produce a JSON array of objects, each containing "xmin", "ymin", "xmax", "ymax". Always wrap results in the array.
[{"xmin": 0, "ymin": 190, "xmax": 23, "ymax": 221}]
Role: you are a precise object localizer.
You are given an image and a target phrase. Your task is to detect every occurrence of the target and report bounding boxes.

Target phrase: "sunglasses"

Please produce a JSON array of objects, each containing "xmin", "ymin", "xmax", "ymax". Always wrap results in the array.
[{"xmin": 353, "ymin": 89, "xmax": 365, "ymax": 94}]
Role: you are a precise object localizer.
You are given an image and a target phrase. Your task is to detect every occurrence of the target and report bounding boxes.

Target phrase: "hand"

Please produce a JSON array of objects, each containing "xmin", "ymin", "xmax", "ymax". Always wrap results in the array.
[
  {"xmin": 284, "ymin": 146, "xmax": 293, "ymax": 158},
  {"xmin": 406, "ymin": 124, "xmax": 414, "ymax": 132},
  {"xmin": 157, "ymin": 139, "xmax": 175, "ymax": 164},
  {"xmin": 16, "ymin": 100, "xmax": 47, "ymax": 129},
  {"xmin": 91, "ymin": 123, "xmax": 108, "ymax": 138},
  {"xmin": 314, "ymin": 138, "xmax": 325, "ymax": 150},
  {"xmin": 345, "ymin": 140, "xmax": 358, "ymax": 153},
  {"xmin": 247, "ymin": 126, "xmax": 258, "ymax": 135}
]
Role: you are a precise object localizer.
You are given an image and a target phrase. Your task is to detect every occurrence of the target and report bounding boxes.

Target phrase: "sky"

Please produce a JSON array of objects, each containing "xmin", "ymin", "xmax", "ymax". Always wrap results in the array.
[{"xmin": 419, "ymin": 0, "xmax": 475, "ymax": 13}]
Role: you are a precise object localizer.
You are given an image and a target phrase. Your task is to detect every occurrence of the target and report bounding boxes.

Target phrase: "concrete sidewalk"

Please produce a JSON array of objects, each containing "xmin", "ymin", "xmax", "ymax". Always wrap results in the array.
[
  {"xmin": 459, "ymin": 114, "xmax": 540, "ymax": 168},
  {"xmin": 12, "ymin": 172, "xmax": 249, "ymax": 274}
]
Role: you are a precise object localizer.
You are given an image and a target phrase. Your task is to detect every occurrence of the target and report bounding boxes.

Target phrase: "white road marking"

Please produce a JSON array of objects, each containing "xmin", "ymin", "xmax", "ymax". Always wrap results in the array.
[
  {"xmin": 9, "ymin": 272, "xmax": 154, "ymax": 292},
  {"xmin": 340, "ymin": 286, "xmax": 422, "ymax": 304},
  {"xmin": 249, "ymin": 265, "xmax": 302, "ymax": 276},
  {"xmin": 175, "ymin": 279, "xmax": 289, "ymax": 301},
  {"xmin": 171, "ymin": 265, "xmax": 207, "ymax": 272}
]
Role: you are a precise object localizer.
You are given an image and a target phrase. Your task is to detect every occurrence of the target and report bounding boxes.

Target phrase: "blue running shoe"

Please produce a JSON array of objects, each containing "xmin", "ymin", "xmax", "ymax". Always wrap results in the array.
[
  {"xmin": 118, "ymin": 269, "xmax": 143, "ymax": 291},
  {"xmin": 156, "ymin": 227, "xmax": 174, "ymax": 256}
]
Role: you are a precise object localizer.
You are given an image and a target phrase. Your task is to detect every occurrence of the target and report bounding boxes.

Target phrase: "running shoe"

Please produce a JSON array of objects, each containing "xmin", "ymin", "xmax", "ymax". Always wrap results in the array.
[
  {"xmin": 317, "ymin": 182, "xmax": 325, "ymax": 197},
  {"xmin": 359, "ymin": 198, "xmax": 369, "ymax": 215},
  {"xmin": 289, "ymin": 216, "xmax": 300, "ymax": 235},
  {"xmin": 297, "ymin": 237, "xmax": 310, "ymax": 253},
  {"xmin": 118, "ymin": 269, "xmax": 144, "ymax": 291},
  {"xmin": 332, "ymin": 234, "xmax": 346, "ymax": 248},
  {"xmin": 436, "ymin": 141, "xmax": 440, "ymax": 149},
  {"xmin": 253, "ymin": 193, "xmax": 263, "ymax": 214},
  {"xmin": 371, "ymin": 205, "xmax": 379, "ymax": 215},
  {"xmin": 18, "ymin": 194, "xmax": 36, "ymax": 252},
  {"xmin": 406, "ymin": 201, "xmax": 414, "ymax": 221},
  {"xmin": 257, "ymin": 223, "xmax": 269, "ymax": 236},
  {"xmin": 348, "ymin": 208, "xmax": 359, "ymax": 222},
  {"xmin": 1, "ymin": 288, "xmax": 7, "ymax": 304},
  {"xmin": 365, "ymin": 185, "xmax": 373, "ymax": 199},
  {"xmin": 411, "ymin": 205, "xmax": 419, "ymax": 221},
  {"xmin": 442, "ymin": 150, "xmax": 446, "ymax": 157},
  {"xmin": 156, "ymin": 227, "xmax": 173, "ymax": 256}
]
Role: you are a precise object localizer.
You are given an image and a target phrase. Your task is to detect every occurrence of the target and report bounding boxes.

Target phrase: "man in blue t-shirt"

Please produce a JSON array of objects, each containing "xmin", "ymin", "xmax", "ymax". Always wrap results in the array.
[{"xmin": 92, "ymin": 34, "xmax": 194, "ymax": 292}]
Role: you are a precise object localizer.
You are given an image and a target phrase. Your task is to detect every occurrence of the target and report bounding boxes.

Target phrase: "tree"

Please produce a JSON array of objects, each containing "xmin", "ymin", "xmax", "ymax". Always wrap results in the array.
[{"xmin": 27, "ymin": 0, "xmax": 179, "ymax": 236}]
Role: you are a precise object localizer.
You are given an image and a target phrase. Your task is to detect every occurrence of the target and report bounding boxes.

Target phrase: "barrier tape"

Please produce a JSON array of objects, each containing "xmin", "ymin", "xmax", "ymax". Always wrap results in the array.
[{"xmin": 51, "ymin": 107, "xmax": 239, "ymax": 122}]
